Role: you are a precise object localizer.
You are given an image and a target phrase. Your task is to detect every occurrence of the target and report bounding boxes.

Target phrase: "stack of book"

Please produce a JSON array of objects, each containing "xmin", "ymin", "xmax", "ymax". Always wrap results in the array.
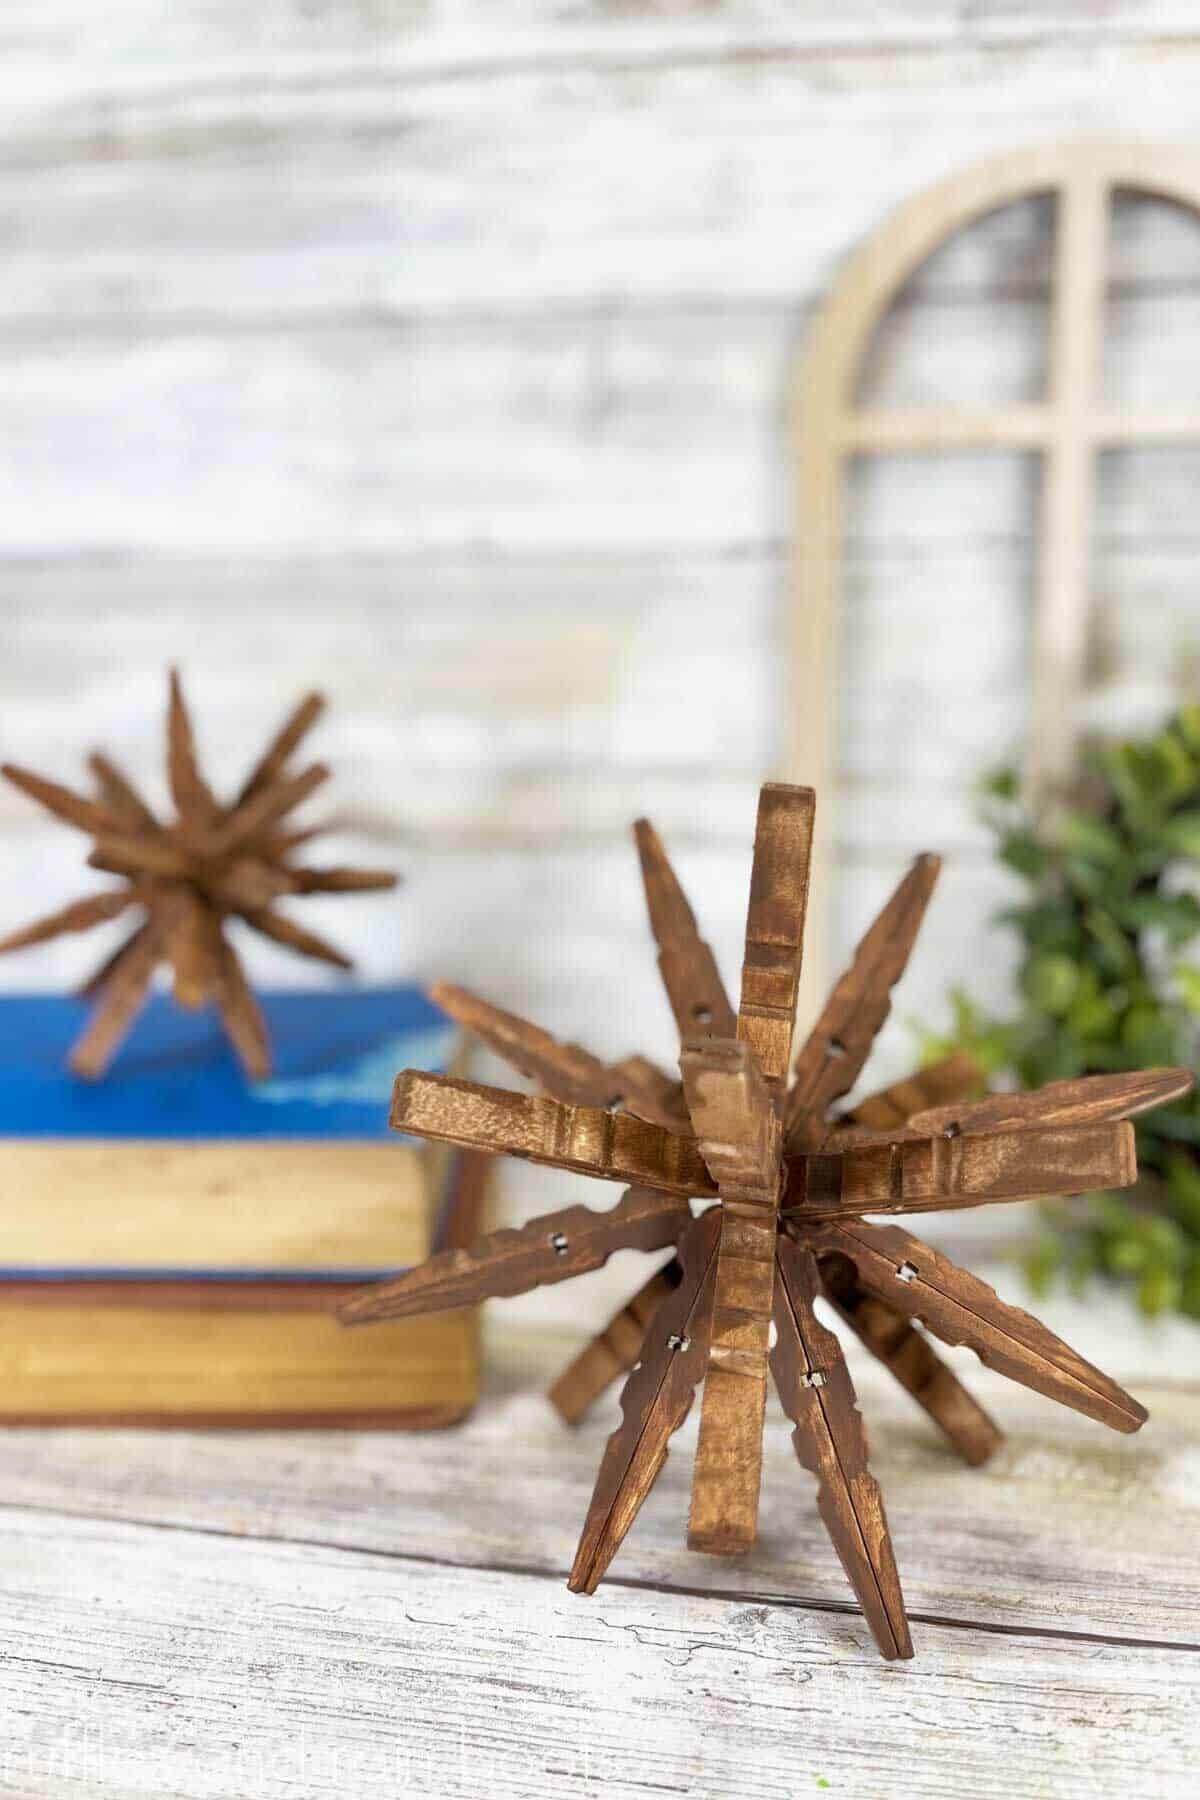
[{"xmin": 0, "ymin": 987, "xmax": 483, "ymax": 1426}]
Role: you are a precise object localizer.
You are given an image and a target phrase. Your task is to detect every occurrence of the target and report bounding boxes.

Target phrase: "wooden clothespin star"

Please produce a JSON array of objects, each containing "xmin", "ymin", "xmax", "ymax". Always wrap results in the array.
[
  {"xmin": 340, "ymin": 783, "xmax": 1191, "ymax": 1660},
  {"xmin": 0, "ymin": 671, "xmax": 397, "ymax": 1079}
]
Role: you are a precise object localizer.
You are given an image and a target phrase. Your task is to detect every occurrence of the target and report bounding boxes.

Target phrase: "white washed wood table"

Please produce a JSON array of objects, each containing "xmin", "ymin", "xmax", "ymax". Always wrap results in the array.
[{"xmin": 0, "ymin": 1279, "xmax": 1196, "ymax": 1800}]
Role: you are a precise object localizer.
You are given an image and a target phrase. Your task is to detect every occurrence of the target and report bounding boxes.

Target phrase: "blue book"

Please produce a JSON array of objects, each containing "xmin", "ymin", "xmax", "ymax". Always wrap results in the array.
[
  {"xmin": 0, "ymin": 987, "xmax": 467, "ymax": 1283},
  {"xmin": 0, "ymin": 987, "xmax": 483, "ymax": 1425},
  {"xmin": 0, "ymin": 986, "xmax": 457, "ymax": 1141}
]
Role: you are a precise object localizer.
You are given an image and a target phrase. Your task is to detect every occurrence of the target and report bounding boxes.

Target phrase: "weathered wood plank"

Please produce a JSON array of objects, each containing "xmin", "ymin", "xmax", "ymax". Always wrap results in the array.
[
  {"xmin": 0, "ymin": 538, "xmax": 1192, "ymax": 857},
  {"xmin": 0, "ymin": 545, "xmax": 1023, "ymax": 843},
  {"xmin": 2, "ymin": 29, "xmax": 1200, "ymax": 325},
  {"xmin": 0, "ymin": 1299, "xmax": 1195, "ymax": 1647},
  {"xmin": 0, "ymin": 1502, "xmax": 1195, "ymax": 1800},
  {"xmin": 2, "ymin": 312, "xmax": 1200, "ymax": 557},
  {"xmin": 8, "ymin": 0, "xmax": 1200, "ymax": 84}
]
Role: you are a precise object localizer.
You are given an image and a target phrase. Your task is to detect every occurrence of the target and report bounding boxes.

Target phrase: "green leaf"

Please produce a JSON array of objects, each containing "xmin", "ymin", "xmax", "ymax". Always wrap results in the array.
[
  {"xmin": 982, "ymin": 766, "xmax": 1019, "ymax": 801},
  {"xmin": 1105, "ymin": 1233, "xmax": 1148, "ymax": 1275},
  {"xmin": 1166, "ymin": 1152, "xmax": 1200, "ymax": 1237},
  {"xmin": 1181, "ymin": 1255, "xmax": 1200, "ymax": 1320},
  {"xmin": 1000, "ymin": 832, "xmax": 1049, "ymax": 882},
  {"xmin": 1106, "ymin": 743, "xmax": 1161, "ymax": 827},
  {"xmin": 1175, "ymin": 965, "xmax": 1200, "ymax": 1015},
  {"xmin": 1137, "ymin": 1265, "xmax": 1182, "ymax": 1317},
  {"xmin": 1131, "ymin": 840, "xmax": 1171, "ymax": 881},
  {"xmin": 943, "ymin": 709, "xmax": 1200, "ymax": 1316},
  {"xmin": 1063, "ymin": 855, "xmax": 1113, "ymax": 900},
  {"xmin": 928, "ymin": 988, "xmax": 1017, "ymax": 1079},
  {"xmin": 1115, "ymin": 892, "xmax": 1200, "ymax": 947},
  {"xmin": 1120, "ymin": 1005, "xmax": 1178, "ymax": 1065},
  {"xmin": 1175, "ymin": 705, "xmax": 1200, "ymax": 754},
  {"xmin": 1020, "ymin": 1032, "xmax": 1088, "ymax": 1082},
  {"xmin": 1060, "ymin": 812, "xmax": 1124, "ymax": 865},
  {"xmin": 1082, "ymin": 907, "xmax": 1137, "ymax": 976},
  {"xmin": 1162, "ymin": 810, "xmax": 1200, "ymax": 860},
  {"xmin": 1023, "ymin": 1234, "xmax": 1063, "ymax": 1298},
  {"xmin": 998, "ymin": 900, "xmax": 1082, "ymax": 953},
  {"xmin": 1022, "ymin": 952, "xmax": 1080, "ymax": 1016},
  {"xmin": 1067, "ymin": 991, "xmax": 1119, "ymax": 1041},
  {"xmin": 1144, "ymin": 1107, "xmax": 1200, "ymax": 1147},
  {"xmin": 1140, "ymin": 1214, "xmax": 1188, "ymax": 1269},
  {"xmin": 1155, "ymin": 729, "xmax": 1197, "ymax": 800},
  {"xmin": 1065, "ymin": 1239, "xmax": 1099, "ymax": 1298},
  {"xmin": 1094, "ymin": 1190, "xmax": 1137, "ymax": 1233}
]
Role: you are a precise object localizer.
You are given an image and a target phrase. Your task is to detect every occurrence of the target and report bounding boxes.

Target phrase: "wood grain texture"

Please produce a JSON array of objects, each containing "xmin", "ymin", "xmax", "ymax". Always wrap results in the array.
[
  {"xmin": 76, "ymin": 919, "xmax": 157, "ymax": 1001},
  {"xmin": 785, "ymin": 1119, "xmax": 1138, "ymax": 1219},
  {"xmin": 785, "ymin": 854, "xmax": 941, "ymax": 1150},
  {"xmin": 213, "ymin": 934, "xmax": 271, "ymax": 1081},
  {"xmin": 901, "ymin": 1066, "xmax": 1195, "ymax": 1137},
  {"xmin": 819, "ymin": 1251, "xmax": 1004, "ymax": 1467},
  {"xmin": 569, "ymin": 1207, "xmax": 720, "ymax": 1594},
  {"xmin": 2, "ymin": 761, "xmax": 125, "ymax": 838},
  {"xmin": 283, "ymin": 865, "xmax": 398, "ymax": 894},
  {"xmin": 0, "ymin": 671, "xmax": 395, "ymax": 1075},
  {"xmin": 340, "ymin": 1186, "xmax": 691, "ymax": 1325},
  {"xmin": 734, "ymin": 782, "xmax": 815, "ymax": 1086},
  {"xmin": 679, "ymin": 1039, "xmax": 783, "ymax": 1555},
  {"xmin": 2, "ymin": 1497, "xmax": 1197, "ymax": 1800},
  {"xmin": 389, "ymin": 1071, "xmax": 716, "ymax": 1198},
  {"xmin": 0, "ymin": 1139, "xmax": 438, "ymax": 1272},
  {"xmin": 678, "ymin": 1037, "xmax": 780, "ymax": 1199},
  {"xmin": 633, "ymin": 816, "xmax": 737, "ymax": 1043},
  {"xmin": 166, "ymin": 667, "xmax": 219, "ymax": 834},
  {"xmin": 164, "ymin": 890, "xmax": 222, "ymax": 1009},
  {"xmin": 835, "ymin": 1050, "xmax": 984, "ymax": 1134},
  {"xmin": 0, "ymin": 1301, "xmax": 1193, "ymax": 1641},
  {"xmin": 0, "ymin": 887, "xmax": 133, "ymax": 953},
  {"xmin": 808, "ymin": 1218, "xmax": 1147, "ymax": 1432},
  {"xmin": 772, "ymin": 1235, "xmax": 912, "ymax": 1660},
  {"xmin": 548, "ymin": 1262, "xmax": 680, "ymax": 1425},
  {"xmin": 67, "ymin": 911, "xmax": 163, "ymax": 1078},
  {"xmin": 208, "ymin": 763, "xmax": 331, "ymax": 859},
  {"xmin": 829, "ymin": 1068, "xmax": 1195, "ymax": 1150},
  {"xmin": 1034, "ymin": 150, "xmax": 1107, "ymax": 800},
  {"xmin": 823, "ymin": 1049, "xmax": 1006, "ymax": 1467},
  {"xmin": 0, "ymin": 1136, "xmax": 483, "ymax": 1427},
  {"xmin": 234, "ymin": 690, "xmax": 325, "ymax": 806},
  {"xmin": 87, "ymin": 751, "xmax": 159, "ymax": 833},
  {"xmin": 360, "ymin": 780, "xmax": 1152, "ymax": 1624},
  {"xmin": 0, "ymin": 1297, "xmax": 478, "ymax": 1426},
  {"xmin": 431, "ymin": 980, "xmax": 688, "ymax": 1130},
  {"xmin": 239, "ymin": 904, "xmax": 353, "ymax": 970}
]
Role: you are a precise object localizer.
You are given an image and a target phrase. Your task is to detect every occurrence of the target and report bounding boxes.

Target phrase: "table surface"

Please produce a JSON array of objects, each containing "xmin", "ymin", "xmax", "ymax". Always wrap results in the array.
[{"xmin": 0, "ymin": 1265, "xmax": 1197, "ymax": 1800}]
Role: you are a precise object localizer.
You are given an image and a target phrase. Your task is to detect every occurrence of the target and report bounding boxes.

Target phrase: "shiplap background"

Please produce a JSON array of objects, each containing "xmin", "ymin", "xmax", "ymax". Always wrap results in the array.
[{"xmin": 2, "ymin": 2, "xmax": 1200, "ymax": 1313}]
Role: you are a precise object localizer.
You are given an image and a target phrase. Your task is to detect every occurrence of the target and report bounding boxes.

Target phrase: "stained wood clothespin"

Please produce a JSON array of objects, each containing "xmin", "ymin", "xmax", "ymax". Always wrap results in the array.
[
  {"xmin": 340, "ymin": 783, "xmax": 1191, "ymax": 1661},
  {"xmin": 0, "ymin": 670, "xmax": 397, "ymax": 1078}
]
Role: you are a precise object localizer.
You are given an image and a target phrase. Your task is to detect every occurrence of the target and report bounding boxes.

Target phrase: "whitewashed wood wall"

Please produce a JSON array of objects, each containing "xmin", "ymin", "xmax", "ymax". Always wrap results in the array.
[{"xmin": 2, "ymin": 3, "xmax": 1199, "ymax": 1297}]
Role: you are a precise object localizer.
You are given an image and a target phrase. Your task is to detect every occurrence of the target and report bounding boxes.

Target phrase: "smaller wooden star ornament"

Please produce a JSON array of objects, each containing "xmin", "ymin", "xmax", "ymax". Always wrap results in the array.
[
  {"xmin": 340, "ymin": 783, "xmax": 1192, "ymax": 1660},
  {"xmin": 0, "ymin": 670, "xmax": 397, "ymax": 1080}
]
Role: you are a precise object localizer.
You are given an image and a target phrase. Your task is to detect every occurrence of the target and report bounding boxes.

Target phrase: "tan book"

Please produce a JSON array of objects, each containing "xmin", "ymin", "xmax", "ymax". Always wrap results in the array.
[{"xmin": 0, "ymin": 988, "xmax": 484, "ymax": 1426}]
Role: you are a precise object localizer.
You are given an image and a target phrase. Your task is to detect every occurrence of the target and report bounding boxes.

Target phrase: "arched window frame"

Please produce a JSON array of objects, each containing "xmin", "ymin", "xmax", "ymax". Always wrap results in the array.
[{"xmin": 788, "ymin": 133, "xmax": 1200, "ymax": 1011}]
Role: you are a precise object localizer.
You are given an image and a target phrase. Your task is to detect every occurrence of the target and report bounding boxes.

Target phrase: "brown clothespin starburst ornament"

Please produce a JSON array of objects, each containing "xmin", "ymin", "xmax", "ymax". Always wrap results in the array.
[
  {"xmin": 340, "ymin": 784, "xmax": 1191, "ymax": 1660},
  {"xmin": 0, "ymin": 671, "xmax": 397, "ymax": 1079}
]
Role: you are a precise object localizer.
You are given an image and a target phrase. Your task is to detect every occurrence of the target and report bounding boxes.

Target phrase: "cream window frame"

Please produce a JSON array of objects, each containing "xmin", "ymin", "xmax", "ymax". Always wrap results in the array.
[{"xmin": 788, "ymin": 134, "xmax": 1200, "ymax": 1015}]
